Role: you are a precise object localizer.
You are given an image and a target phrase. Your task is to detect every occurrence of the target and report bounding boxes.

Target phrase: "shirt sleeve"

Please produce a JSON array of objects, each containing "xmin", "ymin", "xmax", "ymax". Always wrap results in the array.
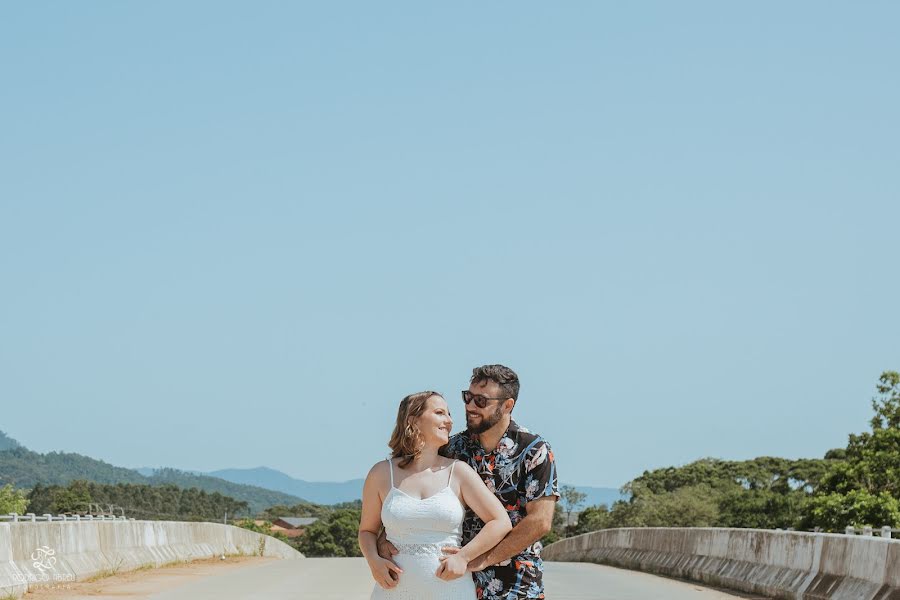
[{"xmin": 522, "ymin": 438, "xmax": 559, "ymax": 503}]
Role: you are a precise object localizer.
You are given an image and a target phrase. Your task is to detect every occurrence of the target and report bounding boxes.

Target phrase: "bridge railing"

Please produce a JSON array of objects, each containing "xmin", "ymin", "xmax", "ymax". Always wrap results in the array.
[
  {"xmin": 777, "ymin": 525, "xmax": 897, "ymax": 538},
  {"xmin": 842, "ymin": 525, "xmax": 897, "ymax": 538},
  {"xmin": 0, "ymin": 512, "xmax": 132, "ymax": 522},
  {"xmin": 542, "ymin": 527, "xmax": 900, "ymax": 600}
]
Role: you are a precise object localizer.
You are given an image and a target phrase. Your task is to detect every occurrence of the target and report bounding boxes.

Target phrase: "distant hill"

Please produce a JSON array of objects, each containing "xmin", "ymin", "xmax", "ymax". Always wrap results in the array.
[
  {"xmin": 145, "ymin": 468, "xmax": 305, "ymax": 514},
  {"xmin": 0, "ymin": 446, "xmax": 146, "ymax": 487},
  {"xmin": 204, "ymin": 465, "xmax": 627, "ymax": 507},
  {"xmin": 0, "ymin": 429, "xmax": 625, "ymax": 512},
  {"xmin": 207, "ymin": 467, "xmax": 365, "ymax": 505},
  {"xmin": 0, "ymin": 430, "xmax": 22, "ymax": 452},
  {"xmin": 0, "ymin": 434, "xmax": 306, "ymax": 514}
]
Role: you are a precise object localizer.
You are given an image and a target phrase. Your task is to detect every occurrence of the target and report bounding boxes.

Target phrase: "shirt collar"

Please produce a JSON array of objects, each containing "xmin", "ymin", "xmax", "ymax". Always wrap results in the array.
[{"xmin": 465, "ymin": 419, "xmax": 520, "ymax": 452}]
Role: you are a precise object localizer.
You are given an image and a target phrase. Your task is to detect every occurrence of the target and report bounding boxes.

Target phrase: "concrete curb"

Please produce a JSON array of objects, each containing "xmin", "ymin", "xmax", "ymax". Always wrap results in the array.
[
  {"xmin": 541, "ymin": 527, "xmax": 900, "ymax": 600},
  {"xmin": 0, "ymin": 520, "xmax": 301, "ymax": 598}
]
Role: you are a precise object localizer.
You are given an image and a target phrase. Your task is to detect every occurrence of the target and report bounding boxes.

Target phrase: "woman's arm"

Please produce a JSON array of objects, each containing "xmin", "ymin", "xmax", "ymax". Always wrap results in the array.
[
  {"xmin": 436, "ymin": 462, "xmax": 512, "ymax": 581},
  {"xmin": 464, "ymin": 496, "xmax": 555, "ymax": 572},
  {"xmin": 358, "ymin": 462, "xmax": 403, "ymax": 589}
]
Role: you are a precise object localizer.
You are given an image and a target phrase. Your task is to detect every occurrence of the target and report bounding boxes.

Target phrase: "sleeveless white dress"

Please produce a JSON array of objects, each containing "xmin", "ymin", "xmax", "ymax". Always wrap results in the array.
[{"xmin": 371, "ymin": 459, "xmax": 477, "ymax": 600}]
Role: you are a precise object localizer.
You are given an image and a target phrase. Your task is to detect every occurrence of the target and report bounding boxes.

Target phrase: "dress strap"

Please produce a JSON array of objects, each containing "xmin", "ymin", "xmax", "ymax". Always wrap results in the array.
[
  {"xmin": 386, "ymin": 458, "xmax": 395, "ymax": 488},
  {"xmin": 447, "ymin": 460, "xmax": 456, "ymax": 487}
]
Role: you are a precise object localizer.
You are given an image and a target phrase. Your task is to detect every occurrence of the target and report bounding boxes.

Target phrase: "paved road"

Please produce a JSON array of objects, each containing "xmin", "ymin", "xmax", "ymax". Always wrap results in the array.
[{"xmin": 53, "ymin": 557, "xmax": 755, "ymax": 600}]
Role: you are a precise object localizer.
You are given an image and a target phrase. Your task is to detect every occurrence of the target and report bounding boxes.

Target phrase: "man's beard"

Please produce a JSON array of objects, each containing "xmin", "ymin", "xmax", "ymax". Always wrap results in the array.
[{"xmin": 466, "ymin": 405, "xmax": 504, "ymax": 434}]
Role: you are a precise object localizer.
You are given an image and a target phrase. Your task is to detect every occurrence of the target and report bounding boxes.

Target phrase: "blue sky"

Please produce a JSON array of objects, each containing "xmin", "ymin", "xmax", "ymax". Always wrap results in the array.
[{"xmin": 1, "ymin": 2, "xmax": 898, "ymax": 488}]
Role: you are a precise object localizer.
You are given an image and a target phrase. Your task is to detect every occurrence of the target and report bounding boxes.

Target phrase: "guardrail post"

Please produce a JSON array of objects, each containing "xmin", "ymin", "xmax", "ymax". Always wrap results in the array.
[
  {"xmin": 845, "ymin": 526, "xmax": 856, "ymax": 535},
  {"xmin": 882, "ymin": 526, "xmax": 893, "ymax": 539},
  {"xmin": 10, "ymin": 513, "xmax": 18, "ymax": 523},
  {"xmin": 863, "ymin": 526, "xmax": 873, "ymax": 536},
  {"xmin": 26, "ymin": 513, "xmax": 36, "ymax": 522}
]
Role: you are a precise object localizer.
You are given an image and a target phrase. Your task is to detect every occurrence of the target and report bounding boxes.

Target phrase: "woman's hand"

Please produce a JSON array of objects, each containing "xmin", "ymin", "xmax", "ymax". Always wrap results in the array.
[
  {"xmin": 367, "ymin": 556, "xmax": 403, "ymax": 589},
  {"xmin": 435, "ymin": 552, "xmax": 469, "ymax": 581}
]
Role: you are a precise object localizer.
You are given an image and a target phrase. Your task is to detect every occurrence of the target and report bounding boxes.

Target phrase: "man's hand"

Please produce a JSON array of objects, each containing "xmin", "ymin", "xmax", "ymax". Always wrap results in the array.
[
  {"xmin": 377, "ymin": 535, "xmax": 399, "ymax": 561},
  {"xmin": 372, "ymin": 529, "xmax": 401, "ymax": 586}
]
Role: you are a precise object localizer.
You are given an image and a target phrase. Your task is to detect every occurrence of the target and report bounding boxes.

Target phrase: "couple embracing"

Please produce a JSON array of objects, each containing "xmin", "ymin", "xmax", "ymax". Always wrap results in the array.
[{"xmin": 358, "ymin": 364, "xmax": 560, "ymax": 600}]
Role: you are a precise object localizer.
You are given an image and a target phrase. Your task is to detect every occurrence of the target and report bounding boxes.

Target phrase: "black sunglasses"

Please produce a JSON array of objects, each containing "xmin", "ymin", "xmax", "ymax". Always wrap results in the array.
[{"xmin": 461, "ymin": 390, "xmax": 508, "ymax": 409}]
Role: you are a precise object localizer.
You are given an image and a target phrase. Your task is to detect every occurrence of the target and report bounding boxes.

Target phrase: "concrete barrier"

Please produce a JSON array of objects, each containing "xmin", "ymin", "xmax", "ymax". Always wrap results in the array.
[
  {"xmin": 0, "ymin": 520, "xmax": 301, "ymax": 598},
  {"xmin": 542, "ymin": 528, "xmax": 900, "ymax": 600}
]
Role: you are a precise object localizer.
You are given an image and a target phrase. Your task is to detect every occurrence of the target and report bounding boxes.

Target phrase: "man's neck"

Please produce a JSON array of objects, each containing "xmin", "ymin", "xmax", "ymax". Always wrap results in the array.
[{"xmin": 477, "ymin": 416, "xmax": 512, "ymax": 452}]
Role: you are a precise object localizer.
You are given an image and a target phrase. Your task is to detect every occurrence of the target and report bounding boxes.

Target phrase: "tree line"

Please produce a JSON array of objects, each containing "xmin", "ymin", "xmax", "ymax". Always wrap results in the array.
[
  {"xmin": 0, "ymin": 446, "xmax": 303, "ymax": 514},
  {"xmin": 22, "ymin": 480, "xmax": 250, "ymax": 521},
  {"xmin": 551, "ymin": 371, "xmax": 900, "ymax": 540}
]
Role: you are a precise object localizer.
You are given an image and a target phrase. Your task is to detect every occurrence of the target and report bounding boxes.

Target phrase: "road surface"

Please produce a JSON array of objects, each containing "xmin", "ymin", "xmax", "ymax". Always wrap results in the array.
[{"xmin": 38, "ymin": 557, "xmax": 760, "ymax": 599}]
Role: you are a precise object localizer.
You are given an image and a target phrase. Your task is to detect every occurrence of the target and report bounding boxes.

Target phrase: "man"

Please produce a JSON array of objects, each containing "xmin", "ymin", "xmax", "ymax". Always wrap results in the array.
[{"xmin": 379, "ymin": 364, "xmax": 559, "ymax": 599}]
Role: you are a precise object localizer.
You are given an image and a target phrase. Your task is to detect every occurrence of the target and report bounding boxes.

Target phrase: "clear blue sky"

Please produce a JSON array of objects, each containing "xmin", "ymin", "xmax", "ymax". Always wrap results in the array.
[{"xmin": 1, "ymin": 2, "xmax": 898, "ymax": 488}]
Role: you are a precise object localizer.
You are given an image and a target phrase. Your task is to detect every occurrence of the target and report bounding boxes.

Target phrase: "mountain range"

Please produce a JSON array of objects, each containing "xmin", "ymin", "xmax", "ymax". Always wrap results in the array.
[
  {"xmin": 2, "ymin": 429, "xmax": 624, "ymax": 512},
  {"xmin": 190, "ymin": 466, "xmax": 626, "ymax": 508},
  {"xmin": 0, "ymin": 431, "xmax": 305, "ymax": 514}
]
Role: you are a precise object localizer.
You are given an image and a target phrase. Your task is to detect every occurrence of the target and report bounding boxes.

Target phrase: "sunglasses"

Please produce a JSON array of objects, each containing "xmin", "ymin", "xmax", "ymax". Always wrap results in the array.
[{"xmin": 461, "ymin": 390, "xmax": 508, "ymax": 409}]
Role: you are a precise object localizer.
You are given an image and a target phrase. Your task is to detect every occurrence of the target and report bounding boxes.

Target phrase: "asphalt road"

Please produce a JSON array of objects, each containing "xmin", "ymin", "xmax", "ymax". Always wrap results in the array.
[{"xmin": 47, "ymin": 557, "xmax": 756, "ymax": 600}]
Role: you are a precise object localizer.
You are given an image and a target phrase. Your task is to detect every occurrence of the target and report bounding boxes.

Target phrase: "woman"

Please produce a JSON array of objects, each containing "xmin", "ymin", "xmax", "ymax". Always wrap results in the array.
[{"xmin": 359, "ymin": 391, "xmax": 511, "ymax": 599}]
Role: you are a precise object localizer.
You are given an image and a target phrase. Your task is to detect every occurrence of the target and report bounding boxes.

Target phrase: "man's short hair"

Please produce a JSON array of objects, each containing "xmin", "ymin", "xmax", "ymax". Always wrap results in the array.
[{"xmin": 471, "ymin": 364, "xmax": 520, "ymax": 402}]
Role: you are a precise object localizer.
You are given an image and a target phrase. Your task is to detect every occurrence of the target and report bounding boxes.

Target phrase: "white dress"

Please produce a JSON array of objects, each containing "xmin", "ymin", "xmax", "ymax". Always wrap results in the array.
[{"xmin": 371, "ymin": 459, "xmax": 477, "ymax": 600}]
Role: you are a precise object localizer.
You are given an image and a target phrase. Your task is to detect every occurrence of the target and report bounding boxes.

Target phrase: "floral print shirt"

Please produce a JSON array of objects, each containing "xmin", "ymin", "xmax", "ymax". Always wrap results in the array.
[{"xmin": 444, "ymin": 419, "xmax": 559, "ymax": 600}]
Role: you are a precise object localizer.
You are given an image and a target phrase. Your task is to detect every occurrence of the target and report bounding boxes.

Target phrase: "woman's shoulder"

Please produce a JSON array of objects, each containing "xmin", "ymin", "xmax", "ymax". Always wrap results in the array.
[
  {"xmin": 449, "ymin": 458, "xmax": 476, "ymax": 477},
  {"xmin": 365, "ymin": 458, "xmax": 392, "ymax": 482}
]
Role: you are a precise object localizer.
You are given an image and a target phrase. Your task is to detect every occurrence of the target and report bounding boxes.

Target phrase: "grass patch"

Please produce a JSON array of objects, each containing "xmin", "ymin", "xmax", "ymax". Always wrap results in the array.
[{"xmin": 83, "ymin": 557, "xmax": 126, "ymax": 582}]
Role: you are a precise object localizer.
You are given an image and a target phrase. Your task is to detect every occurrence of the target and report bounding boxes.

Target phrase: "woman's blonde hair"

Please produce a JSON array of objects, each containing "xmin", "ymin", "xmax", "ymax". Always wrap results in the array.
[{"xmin": 388, "ymin": 391, "xmax": 443, "ymax": 468}]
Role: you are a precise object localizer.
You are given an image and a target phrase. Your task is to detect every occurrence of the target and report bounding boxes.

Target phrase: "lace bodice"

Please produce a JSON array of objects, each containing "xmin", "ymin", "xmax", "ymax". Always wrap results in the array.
[{"xmin": 381, "ymin": 460, "xmax": 464, "ymax": 548}]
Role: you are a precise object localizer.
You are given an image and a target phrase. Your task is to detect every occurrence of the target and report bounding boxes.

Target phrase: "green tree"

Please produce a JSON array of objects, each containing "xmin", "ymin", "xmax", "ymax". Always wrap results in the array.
[
  {"xmin": 570, "ymin": 504, "xmax": 610, "ymax": 536},
  {"xmin": 559, "ymin": 485, "xmax": 587, "ymax": 536},
  {"xmin": 0, "ymin": 484, "xmax": 28, "ymax": 514},
  {"xmin": 800, "ymin": 371, "xmax": 900, "ymax": 531},
  {"xmin": 802, "ymin": 490, "xmax": 900, "ymax": 531},
  {"xmin": 608, "ymin": 483, "xmax": 720, "ymax": 528},
  {"xmin": 25, "ymin": 482, "xmax": 52, "ymax": 514},
  {"xmin": 297, "ymin": 508, "xmax": 362, "ymax": 557},
  {"xmin": 717, "ymin": 488, "xmax": 803, "ymax": 529},
  {"xmin": 50, "ymin": 479, "xmax": 92, "ymax": 514}
]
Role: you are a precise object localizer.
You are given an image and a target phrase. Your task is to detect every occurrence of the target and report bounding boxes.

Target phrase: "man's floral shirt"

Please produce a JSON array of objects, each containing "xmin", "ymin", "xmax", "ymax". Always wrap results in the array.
[{"xmin": 444, "ymin": 420, "xmax": 559, "ymax": 600}]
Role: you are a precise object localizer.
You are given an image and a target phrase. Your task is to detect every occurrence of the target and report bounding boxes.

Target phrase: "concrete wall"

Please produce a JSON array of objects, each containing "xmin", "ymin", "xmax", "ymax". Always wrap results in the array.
[
  {"xmin": 541, "ymin": 528, "xmax": 900, "ymax": 600},
  {"xmin": 0, "ymin": 520, "xmax": 301, "ymax": 598}
]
